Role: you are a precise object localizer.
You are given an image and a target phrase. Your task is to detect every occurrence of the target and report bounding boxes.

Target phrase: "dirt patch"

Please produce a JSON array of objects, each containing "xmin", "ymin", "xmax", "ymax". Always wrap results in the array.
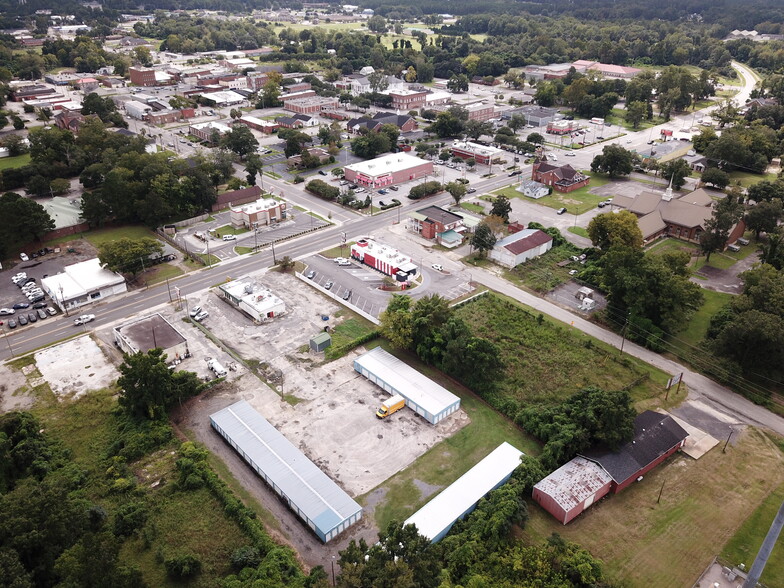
[
  {"xmin": 0, "ymin": 361, "xmax": 34, "ymax": 413},
  {"xmin": 413, "ymin": 479, "xmax": 443, "ymax": 501},
  {"xmin": 34, "ymin": 336, "xmax": 119, "ymax": 400}
]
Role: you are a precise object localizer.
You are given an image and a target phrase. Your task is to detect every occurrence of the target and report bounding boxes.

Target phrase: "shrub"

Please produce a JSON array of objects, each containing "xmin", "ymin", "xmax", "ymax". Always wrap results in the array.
[
  {"xmin": 230, "ymin": 545, "xmax": 262, "ymax": 571},
  {"xmin": 164, "ymin": 554, "xmax": 202, "ymax": 579},
  {"xmin": 305, "ymin": 179, "xmax": 339, "ymax": 200},
  {"xmin": 408, "ymin": 181, "xmax": 442, "ymax": 200}
]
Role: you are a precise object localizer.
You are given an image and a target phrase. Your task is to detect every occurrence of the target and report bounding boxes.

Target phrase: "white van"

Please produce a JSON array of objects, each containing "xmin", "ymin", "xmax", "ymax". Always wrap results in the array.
[
  {"xmin": 222, "ymin": 234, "xmax": 237, "ymax": 241},
  {"xmin": 207, "ymin": 359, "xmax": 227, "ymax": 377}
]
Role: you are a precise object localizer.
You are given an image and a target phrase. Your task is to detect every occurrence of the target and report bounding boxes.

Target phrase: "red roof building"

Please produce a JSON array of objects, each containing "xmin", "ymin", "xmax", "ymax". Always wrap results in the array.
[{"xmin": 212, "ymin": 185, "xmax": 263, "ymax": 212}]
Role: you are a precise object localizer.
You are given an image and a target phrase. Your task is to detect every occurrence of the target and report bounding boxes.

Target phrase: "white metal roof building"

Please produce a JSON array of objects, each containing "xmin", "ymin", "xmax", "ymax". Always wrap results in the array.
[
  {"xmin": 41, "ymin": 258, "xmax": 127, "ymax": 312},
  {"xmin": 218, "ymin": 278, "xmax": 286, "ymax": 322},
  {"xmin": 353, "ymin": 347, "xmax": 460, "ymax": 424},
  {"xmin": 404, "ymin": 442, "xmax": 524, "ymax": 542},
  {"xmin": 210, "ymin": 400, "xmax": 362, "ymax": 542}
]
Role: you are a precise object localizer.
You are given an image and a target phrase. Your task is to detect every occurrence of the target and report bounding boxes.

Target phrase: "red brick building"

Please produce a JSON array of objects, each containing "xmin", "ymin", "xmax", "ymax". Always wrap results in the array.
[
  {"xmin": 129, "ymin": 67, "xmax": 156, "ymax": 87},
  {"xmin": 532, "ymin": 162, "xmax": 590, "ymax": 193},
  {"xmin": 343, "ymin": 153, "xmax": 433, "ymax": 188},
  {"xmin": 407, "ymin": 205, "xmax": 464, "ymax": 244},
  {"xmin": 212, "ymin": 185, "xmax": 263, "ymax": 212},
  {"xmin": 533, "ymin": 411, "xmax": 688, "ymax": 524},
  {"xmin": 388, "ymin": 89, "xmax": 428, "ymax": 110},
  {"xmin": 283, "ymin": 96, "xmax": 339, "ymax": 114}
]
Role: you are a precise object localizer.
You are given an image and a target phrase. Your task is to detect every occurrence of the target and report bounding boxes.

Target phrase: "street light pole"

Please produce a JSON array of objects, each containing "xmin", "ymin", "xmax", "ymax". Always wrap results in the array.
[{"xmin": 1, "ymin": 323, "xmax": 14, "ymax": 357}]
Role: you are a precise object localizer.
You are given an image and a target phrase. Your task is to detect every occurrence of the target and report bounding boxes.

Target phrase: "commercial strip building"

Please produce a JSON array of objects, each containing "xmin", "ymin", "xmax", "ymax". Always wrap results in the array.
[
  {"xmin": 113, "ymin": 313, "xmax": 189, "ymax": 361},
  {"xmin": 350, "ymin": 238, "xmax": 418, "ymax": 280},
  {"xmin": 218, "ymin": 278, "xmax": 286, "ymax": 322},
  {"xmin": 353, "ymin": 347, "xmax": 461, "ymax": 425},
  {"xmin": 41, "ymin": 258, "xmax": 127, "ymax": 312},
  {"xmin": 230, "ymin": 197, "xmax": 287, "ymax": 228},
  {"xmin": 533, "ymin": 411, "xmax": 688, "ymax": 525},
  {"xmin": 210, "ymin": 401, "xmax": 362, "ymax": 542},
  {"xmin": 283, "ymin": 96, "xmax": 339, "ymax": 114},
  {"xmin": 450, "ymin": 141, "xmax": 504, "ymax": 166},
  {"xmin": 404, "ymin": 442, "xmax": 524, "ymax": 542},
  {"xmin": 343, "ymin": 153, "xmax": 433, "ymax": 188}
]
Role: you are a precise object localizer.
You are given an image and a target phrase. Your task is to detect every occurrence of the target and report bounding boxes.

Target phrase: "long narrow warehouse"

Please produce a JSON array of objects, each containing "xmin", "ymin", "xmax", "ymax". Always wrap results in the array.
[
  {"xmin": 210, "ymin": 400, "xmax": 363, "ymax": 543},
  {"xmin": 404, "ymin": 442, "xmax": 524, "ymax": 542},
  {"xmin": 353, "ymin": 347, "xmax": 461, "ymax": 424}
]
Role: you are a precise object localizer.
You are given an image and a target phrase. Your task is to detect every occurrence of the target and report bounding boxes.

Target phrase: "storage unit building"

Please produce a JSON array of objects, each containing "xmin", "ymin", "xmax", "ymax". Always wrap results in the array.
[
  {"xmin": 310, "ymin": 332, "xmax": 331, "ymax": 352},
  {"xmin": 210, "ymin": 400, "xmax": 362, "ymax": 542},
  {"xmin": 404, "ymin": 442, "xmax": 524, "ymax": 542},
  {"xmin": 353, "ymin": 347, "xmax": 460, "ymax": 425},
  {"xmin": 532, "ymin": 456, "xmax": 613, "ymax": 525}
]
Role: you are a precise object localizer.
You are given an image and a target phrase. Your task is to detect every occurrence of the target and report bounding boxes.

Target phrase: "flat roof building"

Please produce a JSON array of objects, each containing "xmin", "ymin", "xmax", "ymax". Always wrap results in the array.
[
  {"xmin": 353, "ymin": 347, "xmax": 460, "ymax": 424},
  {"xmin": 218, "ymin": 278, "xmax": 286, "ymax": 322},
  {"xmin": 230, "ymin": 197, "xmax": 287, "ymax": 228},
  {"xmin": 350, "ymin": 238, "xmax": 418, "ymax": 279},
  {"xmin": 404, "ymin": 442, "xmax": 524, "ymax": 542},
  {"xmin": 450, "ymin": 141, "xmax": 504, "ymax": 166},
  {"xmin": 343, "ymin": 153, "xmax": 433, "ymax": 188},
  {"xmin": 113, "ymin": 313, "xmax": 189, "ymax": 361},
  {"xmin": 41, "ymin": 258, "xmax": 127, "ymax": 312},
  {"xmin": 210, "ymin": 400, "xmax": 362, "ymax": 542}
]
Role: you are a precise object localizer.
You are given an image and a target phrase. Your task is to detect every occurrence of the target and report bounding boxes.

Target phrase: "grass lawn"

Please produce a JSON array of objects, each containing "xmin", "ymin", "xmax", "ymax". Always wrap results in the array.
[
  {"xmin": 460, "ymin": 202, "xmax": 484, "ymax": 214},
  {"xmin": 197, "ymin": 253, "xmax": 220, "ymax": 266},
  {"xmin": 523, "ymin": 428, "xmax": 784, "ymax": 587},
  {"xmin": 82, "ymin": 226, "xmax": 157, "ymax": 248},
  {"xmin": 0, "ymin": 152, "xmax": 31, "ymax": 170},
  {"xmin": 234, "ymin": 246, "xmax": 254, "ymax": 255},
  {"xmin": 454, "ymin": 293, "xmax": 668, "ymax": 408},
  {"xmin": 721, "ymin": 479, "xmax": 784, "ymax": 586},
  {"xmin": 671, "ymin": 288, "xmax": 733, "ymax": 350},
  {"xmin": 319, "ymin": 242, "xmax": 355, "ymax": 258},
  {"xmin": 646, "ymin": 237, "xmax": 700, "ymax": 257},
  {"xmin": 213, "ymin": 224, "xmax": 250, "ymax": 237},
  {"xmin": 145, "ymin": 263, "xmax": 184, "ymax": 286},
  {"xmin": 568, "ymin": 226, "xmax": 588, "ymax": 238},
  {"xmin": 692, "ymin": 252, "xmax": 740, "ymax": 271},
  {"xmin": 496, "ymin": 172, "xmax": 611, "ymax": 214},
  {"xmin": 608, "ymin": 109, "xmax": 666, "ymax": 131},
  {"xmin": 727, "ymin": 170, "xmax": 777, "ymax": 188},
  {"xmin": 361, "ymin": 341, "xmax": 542, "ymax": 529}
]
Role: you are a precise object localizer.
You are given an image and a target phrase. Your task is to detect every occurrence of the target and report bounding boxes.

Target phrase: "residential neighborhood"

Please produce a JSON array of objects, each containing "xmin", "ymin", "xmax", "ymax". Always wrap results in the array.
[{"xmin": 0, "ymin": 1, "xmax": 783, "ymax": 587}]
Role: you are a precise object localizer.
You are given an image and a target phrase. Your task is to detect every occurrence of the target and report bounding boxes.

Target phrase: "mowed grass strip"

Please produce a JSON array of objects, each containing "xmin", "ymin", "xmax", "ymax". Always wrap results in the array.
[
  {"xmin": 523, "ymin": 428, "xmax": 784, "ymax": 587},
  {"xmin": 454, "ymin": 293, "xmax": 666, "ymax": 407},
  {"xmin": 360, "ymin": 342, "xmax": 541, "ymax": 529}
]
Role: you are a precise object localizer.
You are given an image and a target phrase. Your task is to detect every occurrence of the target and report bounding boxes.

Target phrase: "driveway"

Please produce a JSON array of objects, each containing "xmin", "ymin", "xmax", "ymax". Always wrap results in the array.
[{"xmin": 692, "ymin": 249, "xmax": 760, "ymax": 294}]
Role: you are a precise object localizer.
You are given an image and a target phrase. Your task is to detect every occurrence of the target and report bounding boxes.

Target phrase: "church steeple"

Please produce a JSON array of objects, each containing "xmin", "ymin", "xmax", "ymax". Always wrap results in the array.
[{"xmin": 662, "ymin": 174, "xmax": 674, "ymax": 201}]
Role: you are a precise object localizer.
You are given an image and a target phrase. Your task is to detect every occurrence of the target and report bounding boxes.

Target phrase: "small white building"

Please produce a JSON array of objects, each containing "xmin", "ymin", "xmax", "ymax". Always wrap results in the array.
[
  {"xmin": 124, "ymin": 99, "xmax": 153, "ymax": 120},
  {"xmin": 517, "ymin": 179, "xmax": 549, "ymax": 199},
  {"xmin": 41, "ymin": 258, "xmax": 127, "ymax": 312},
  {"xmin": 230, "ymin": 197, "xmax": 287, "ymax": 228},
  {"xmin": 190, "ymin": 121, "xmax": 232, "ymax": 142},
  {"xmin": 218, "ymin": 278, "xmax": 286, "ymax": 322},
  {"xmin": 489, "ymin": 228, "xmax": 553, "ymax": 268}
]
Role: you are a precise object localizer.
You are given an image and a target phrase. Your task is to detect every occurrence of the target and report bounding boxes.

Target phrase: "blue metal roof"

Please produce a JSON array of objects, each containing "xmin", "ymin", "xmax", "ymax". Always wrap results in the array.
[{"xmin": 210, "ymin": 400, "xmax": 362, "ymax": 541}]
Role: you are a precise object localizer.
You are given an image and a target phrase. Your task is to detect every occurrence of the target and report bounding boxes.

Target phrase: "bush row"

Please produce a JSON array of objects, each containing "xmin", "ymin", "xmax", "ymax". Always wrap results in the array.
[
  {"xmin": 305, "ymin": 179, "xmax": 340, "ymax": 200},
  {"xmin": 408, "ymin": 181, "xmax": 443, "ymax": 200}
]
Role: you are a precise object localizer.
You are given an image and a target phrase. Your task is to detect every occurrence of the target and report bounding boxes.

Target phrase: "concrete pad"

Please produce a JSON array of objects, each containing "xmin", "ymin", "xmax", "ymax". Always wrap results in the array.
[
  {"xmin": 663, "ymin": 412, "xmax": 719, "ymax": 459},
  {"xmin": 35, "ymin": 336, "xmax": 119, "ymax": 400}
]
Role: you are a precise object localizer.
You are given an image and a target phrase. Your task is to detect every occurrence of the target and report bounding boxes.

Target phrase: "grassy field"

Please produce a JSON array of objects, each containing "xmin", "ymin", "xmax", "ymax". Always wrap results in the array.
[
  {"xmin": 607, "ymin": 108, "xmax": 667, "ymax": 131},
  {"xmin": 504, "ymin": 245, "xmax": 580, "ymax": 293},
  {"xmin": 319, "ymin": 241, "xmax": 355, "ymax": 258},
  {"xmin": 329, "ymin": 314, "xmax": 377, "ymax": 348},
  {"xmin": 361, "ymin": 341, "xmax": 541, "ymax": 529},
  {"xmin": 27, "ymin": 386, "xmax": 249, "ymax": 587},
  {"xmin": 496, "ymin": 172, "xmax": 611, "ymax": 214},
  {"xmin": 454, "ymin": 293, "xmax": 668, "ymax": 408},
  {"xmin": 82, "ymin": 225, "xmax": 158, "ymax": 248},
  {"xmin": 523, "ymin": 428, "xmax": 784, "ymax": 587},
  {"xmin": 646, "ymin": 237, "xmax": 699, "ymax": 257},
  {"xmin": 727, "ymin": 170, "xmax": 777, "ymax": 188},
  {"xmin": 567, "ymin": 226, "xmax": 589, "ymax": 238},
  {"xmin": 0, "ymin": 153, "xmax": 31, "ymax": 170},
  {"xmin": 721, "ymin": 479, "xmax": 784, "ymax": 586},
  {"xmin": 213, "ymin": 224, "xmax": 250, "ymax": 237},
  {"xmin": 670, "ymin": 288, "xmax": 733, "ymax": 350},
  {"xmin": 146, "ymin": 263, "xmax": 184, "ymax": 285}
]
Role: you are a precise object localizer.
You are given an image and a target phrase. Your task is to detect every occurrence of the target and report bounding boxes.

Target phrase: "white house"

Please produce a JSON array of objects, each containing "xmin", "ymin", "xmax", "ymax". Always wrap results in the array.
[
  {"xmin": 489, "ymin": 229, "xmax": 553, "ymax": 268},
  {"xmin": 41, "ymin": 258, "xmax": 127, "ymax": 312},
  {"xmin": 517, "ymin": 179, "xmax": 550, "ymax": 199}
]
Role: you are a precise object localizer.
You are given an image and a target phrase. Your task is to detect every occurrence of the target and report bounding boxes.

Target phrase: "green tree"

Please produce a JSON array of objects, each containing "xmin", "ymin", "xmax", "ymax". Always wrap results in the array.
[
  {"xmin": 367, "ymin": 15, "xmax": 387, "ymax": 33},
  {"xmin": 745, "ymin": 199, "xmax": 783, "ymax": 239},
  {"xmin": 221, "ymin": 125, "xmax": 259, "ymax": 160},
  {"xmin": 590, "ymin": 144, "xmax": 635, "ymax": 177},
  {"xmin": 446, "ymin": 74, "xmax": 469, "ymax": 93},
  {"xmin": 699, "ymin": 194, "xmax": 745, "ymax": 261},
  {"xmin": 98, "ymin": 237, "xmax": 163, "ymax": 278},
  {"xmin": 660, "ymin": 158, "xmax": 692, "ymax": 190},
  {"xmin": 527, "ymin": 132, "xmax": 544, "ymax": 145},
  {"xmin": 490, "ymin": 195, "xmax": 512, "ymax": 221},
  {"xmin": 351, "ymin": 132, "xmax": 391, "ymax": 158},
  {"xmin": 700, "ymin": 167, "xmax": 730, "ymax": 189},
  {"xmin": 471, "ymin": 222, "xmax": 497, "ymax": 258},
  {"xmin": 427, "ymin": 111, "xmax": 464, "ymax": 138},
  {"xmin": 379, "ymin": 294, "xmax": 414, "ymax": 350},
  {"xmin": 445, "ymin": 181, "xmax": 467, "ymax": 206},
  {"xmin": 625, "ymin": 100, "xmax": 647, "ymax": 128},
  {"xmin": 587, "ymin": 210, "xmax": 643, "ymax": 250}
]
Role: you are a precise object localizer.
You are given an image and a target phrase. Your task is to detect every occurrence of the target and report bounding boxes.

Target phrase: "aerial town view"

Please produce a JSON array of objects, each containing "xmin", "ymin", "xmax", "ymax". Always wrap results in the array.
[{"xmin": 2, "ymin": 0, "xmax": 784, "ymax": 586}]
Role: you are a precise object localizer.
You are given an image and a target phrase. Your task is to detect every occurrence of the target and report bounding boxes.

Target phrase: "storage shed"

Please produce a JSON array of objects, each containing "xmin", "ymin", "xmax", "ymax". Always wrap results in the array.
[
  {"xmin": 210, "ymin": 401, "xmax": 362, "ymax": 542},
  {"xmin": 353, "ymin": 347, "xmax": 461, "ymax": 425},
  {"xmin": 532, "ymin": 456, "xmax": 613, "ymax": 525},
  {"xmin": 404, "ymin": 442, "xmax": 524, "ymax": 542},
  {"xmin": 310, "ymin": 332, "xmax": 331, "ymax": 352}
]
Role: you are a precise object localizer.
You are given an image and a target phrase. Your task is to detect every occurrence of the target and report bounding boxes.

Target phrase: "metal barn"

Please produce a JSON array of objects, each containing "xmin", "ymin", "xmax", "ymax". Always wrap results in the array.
[
  {"xmin": 353, "ymin": 347, "xmax": 461, "ymax": 425},
  {"xmin": 210, "ymin": 400, "xmax": 362, "ymax": 542},
  {"xmin": 404, "ymin": 442, "xmax": 524, "ymax": 542}
]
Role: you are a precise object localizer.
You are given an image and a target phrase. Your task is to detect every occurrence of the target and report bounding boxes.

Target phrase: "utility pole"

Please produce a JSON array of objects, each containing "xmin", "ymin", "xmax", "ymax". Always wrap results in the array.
[
  {"xmin": 619, "ymin": 312, "xmax": 630, "ymax": 356},
  {"xmin": 743, "ymin": 500, "xmax": 784, "ymax": 588}
]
